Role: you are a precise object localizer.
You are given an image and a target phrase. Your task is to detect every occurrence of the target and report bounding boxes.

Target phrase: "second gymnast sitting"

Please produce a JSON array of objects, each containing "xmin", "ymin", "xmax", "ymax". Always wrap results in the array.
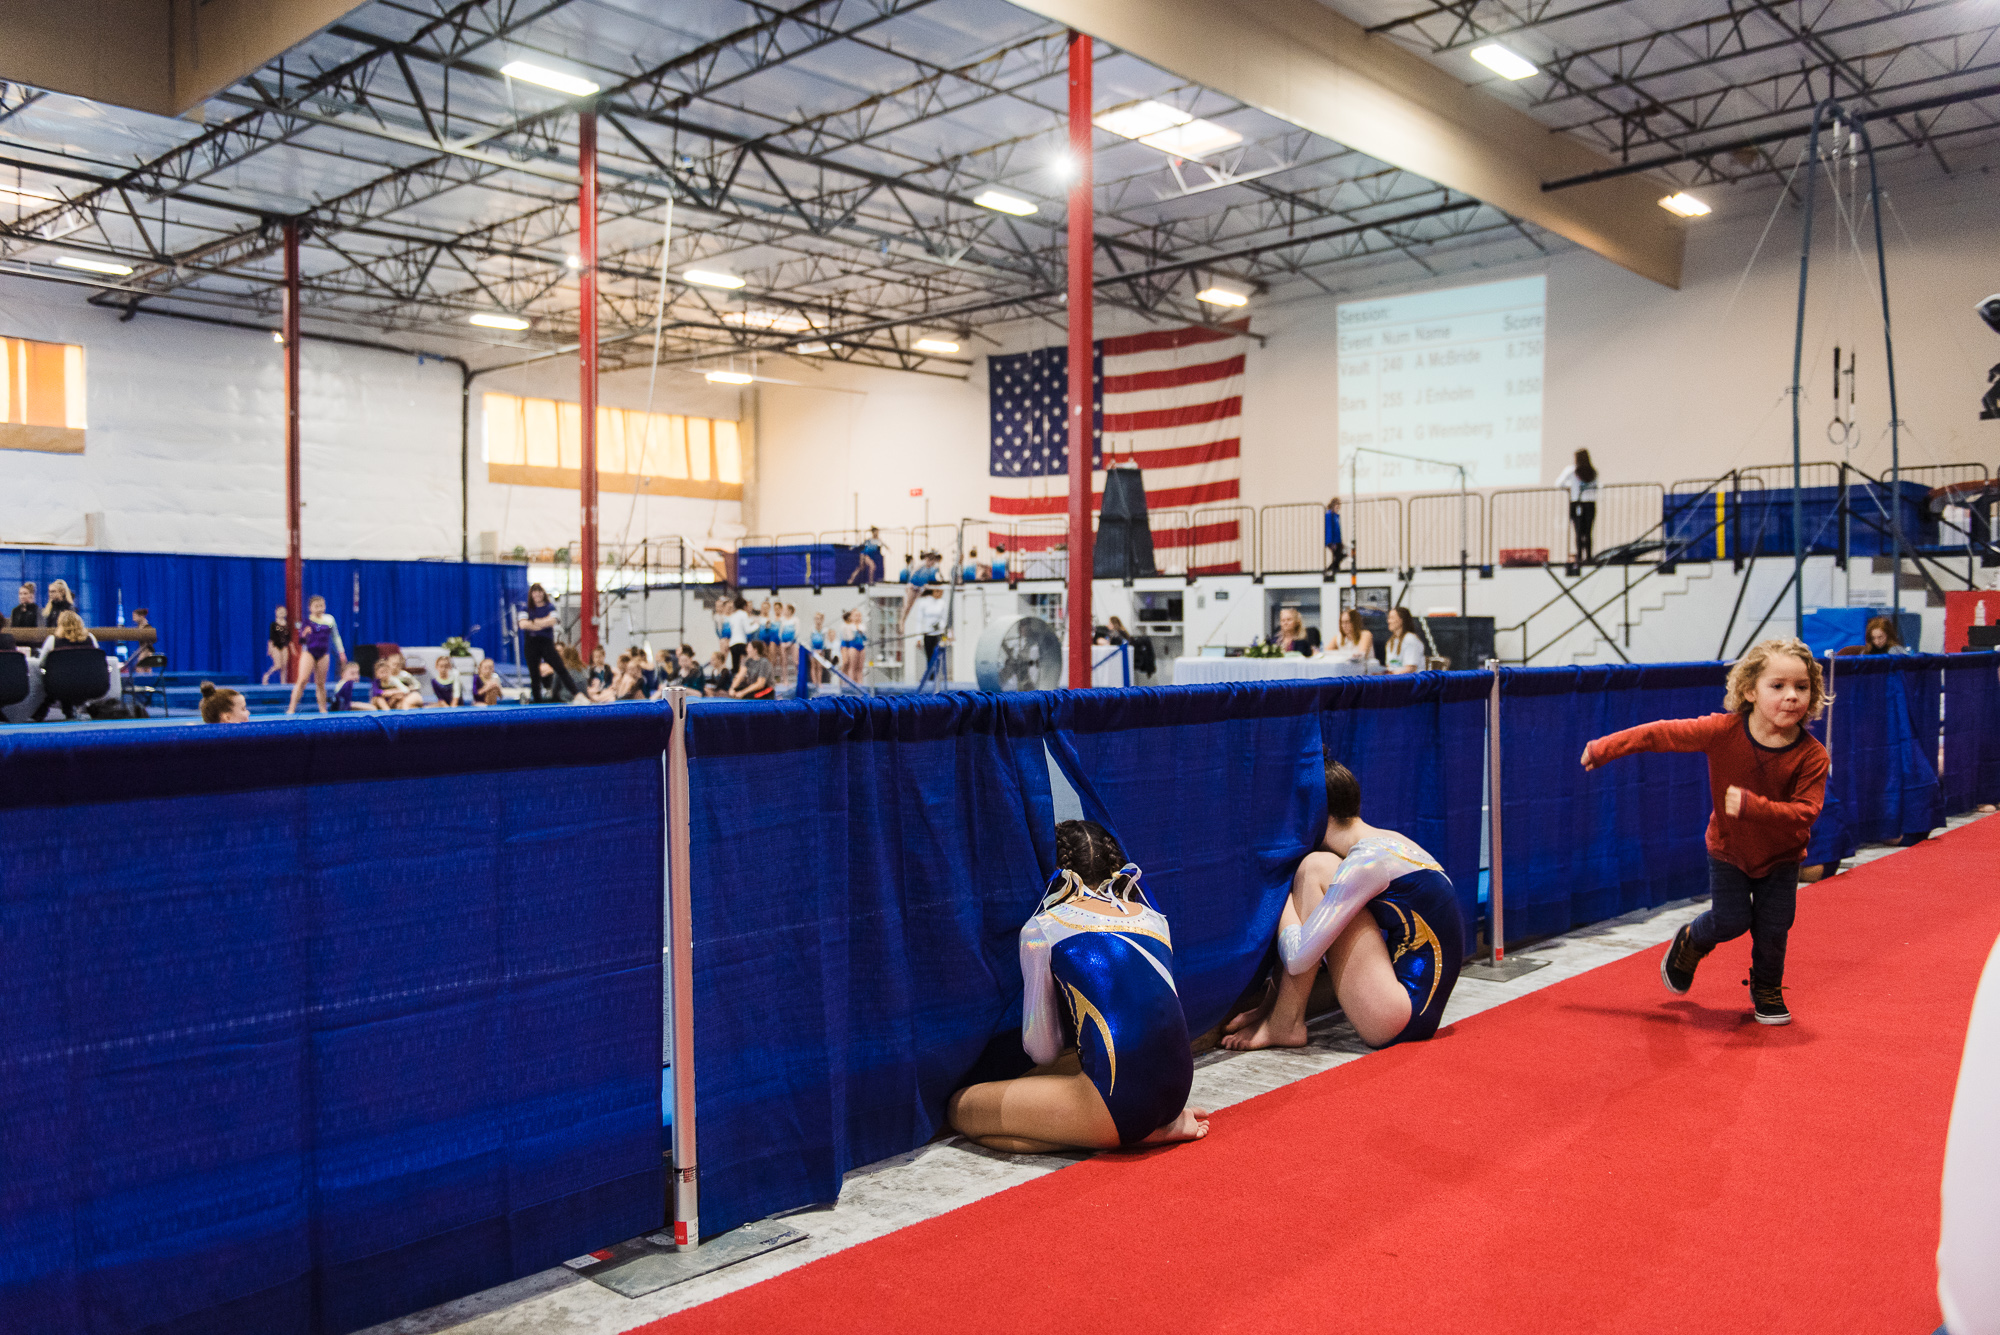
[
  {"xmin": 1223, "ymin": 759, "xmax": 1464, "ymax": 1051},
  {"xmin": 946, "ymin": 820, "xmax": 1210, "ymax": 1153}
]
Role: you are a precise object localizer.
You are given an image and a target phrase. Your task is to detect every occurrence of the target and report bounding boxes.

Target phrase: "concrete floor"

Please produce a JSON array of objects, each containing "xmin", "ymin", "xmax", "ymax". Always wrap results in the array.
[{"xmin": 362, "ymin": 812, "xmax": 1989, "ymax": 1335}]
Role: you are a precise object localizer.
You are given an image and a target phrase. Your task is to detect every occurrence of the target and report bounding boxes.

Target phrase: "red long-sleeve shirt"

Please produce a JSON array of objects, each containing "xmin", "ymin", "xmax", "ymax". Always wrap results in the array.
[{"xmin": 1584, "ymin": 712, "xmax": 1829, "ymax": 877}]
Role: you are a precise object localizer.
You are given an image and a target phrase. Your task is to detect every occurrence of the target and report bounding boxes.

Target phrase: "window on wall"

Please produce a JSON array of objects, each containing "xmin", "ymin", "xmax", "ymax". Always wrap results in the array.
[
  {"xmin": 482, "ymin": 392, "xmax": 744, "ymax": 499},
  {"xmin": 1, "ymin": 336, "xmax": 87, "ymax": 454}
]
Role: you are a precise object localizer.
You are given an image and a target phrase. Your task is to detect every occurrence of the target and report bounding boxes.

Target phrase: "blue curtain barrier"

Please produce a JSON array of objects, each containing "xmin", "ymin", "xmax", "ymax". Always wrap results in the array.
[
  {"xmin": 1941, "ymin": 654, "xmax": 2000, "ymax": 815},
  {"xmin": 683, "ymin": 694, "xmax": 1056, "ymax": 1241},
  {"xmin": 0, "ymin": 707, "xmax": 667, "ymax": 1335},
  {"xmin": 1820, "ymin": 654, "xmax": 1944, "ymax": 851},
  {"xmin": 1499, "ymin": 664, "xmax": 1726, "ymax": 944},
  {"xmin": 0, "ymin": 547, "xmax": 529, "ymax": 675}
]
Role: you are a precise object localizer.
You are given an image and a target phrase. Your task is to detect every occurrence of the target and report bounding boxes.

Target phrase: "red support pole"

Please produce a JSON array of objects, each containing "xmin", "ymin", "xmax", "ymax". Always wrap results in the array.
[
  {"xmin": 1065, "ymin": 30, "xmax": 1094, "ymax": 688},
  {"xmin": 282, "ymin": 219, "xmax": 303, "ymax": 678},
  {"xmin": 578, "ymin": 108, "xmax": 600, "ymax": 662}
]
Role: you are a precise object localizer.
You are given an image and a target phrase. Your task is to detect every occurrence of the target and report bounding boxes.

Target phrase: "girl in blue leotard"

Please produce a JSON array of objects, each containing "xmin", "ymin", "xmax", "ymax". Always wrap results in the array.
[
  {"xmin": 947, "ymin": 820, "xmax": 1210, "ymax": 1152},
  {"xmin": 1222, "ymin": 759, "xmax": 1464, "ymax": 1051}
]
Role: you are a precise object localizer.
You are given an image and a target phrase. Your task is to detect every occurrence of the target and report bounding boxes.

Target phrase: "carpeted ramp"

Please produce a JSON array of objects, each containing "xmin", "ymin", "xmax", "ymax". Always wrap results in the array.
[{"xmin": 640, "ymin": 818, "xmax": 2000, "ymax": 1335}]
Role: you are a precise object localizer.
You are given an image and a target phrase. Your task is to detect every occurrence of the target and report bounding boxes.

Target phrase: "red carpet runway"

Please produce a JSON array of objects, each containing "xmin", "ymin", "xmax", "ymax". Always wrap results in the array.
[{"xmin": 643, "ymin": 818, "xmax": 2000, "ymax": 1334}]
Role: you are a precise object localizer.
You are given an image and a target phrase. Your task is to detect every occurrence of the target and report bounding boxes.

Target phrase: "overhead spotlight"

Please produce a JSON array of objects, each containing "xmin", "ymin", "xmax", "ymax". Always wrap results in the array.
[
  {"xmin": 56, "ymin": 255, "xmax": 134, "ymax": 276},
  {"xmin": 1658, "ymin": 192, "xmax": 1712, "ymax": 218},
  {"xmin": 1047, "ymin": 152, "xmax": 1078, "ymax": 182},
  {"xmin": 499, "ymin": 61, "xmax": 601, "ymax": 98},
  {"xmin": 973, "ymin": 188, "xmax": 1038, "ymax": 217},
  {"xmin": 1469, "ymin": 43, "xmax": 1540, "ymax": 80},
  {"xmin": 271, "ymin": 330, "xmax": 285, "ymax": 344},
  {"xmin": 913, "ymin": 335, "xmax": 961, "ymax": 354},
  {"xmin": 683, "ymin": 269, "xmax": 746, "ymax": 290},
  {"xmin": 1196, "ymin": 279, "xmax": 1250, "ymax": 308},
  {"xmin": 705, "ymin": 369, "xmax": 755, "ymax": 385},
  {"xmin": 469, "ymin": 312, "xmax": 532, "ymax": 330},
  {"xmin": 793, "ymin": 341, "xmax": 830, "ymax": 354},
  {"xmin": 564, "ymin": 253, "xmax": 583, "ymax": 270}
]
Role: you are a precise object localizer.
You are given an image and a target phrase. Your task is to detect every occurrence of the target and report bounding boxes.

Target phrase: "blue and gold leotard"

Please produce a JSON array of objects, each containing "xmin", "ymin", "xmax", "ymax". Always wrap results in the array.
[
  {"xmin": 1020, "ymin": 865, "xmax": 1193, "ymax": 1146},
  {"xmin": 1278, "ymin": 837, "xmax": 1463, "ymax": 1046}
]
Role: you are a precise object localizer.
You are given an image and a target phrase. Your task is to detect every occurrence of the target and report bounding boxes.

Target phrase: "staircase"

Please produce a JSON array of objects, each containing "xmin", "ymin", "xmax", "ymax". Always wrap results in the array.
[{"xmin": 1544, "ymin": 561, "xmax": 1720, "ymax": 665}]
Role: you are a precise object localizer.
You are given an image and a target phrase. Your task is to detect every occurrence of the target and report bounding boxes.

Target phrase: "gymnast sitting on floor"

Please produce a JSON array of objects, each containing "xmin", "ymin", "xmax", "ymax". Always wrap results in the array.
[
  {"xmin": 946, "ymin": 819, "xmax": 1211, "ymax": 1153},
  {"xmin": 1223, "ymin": 759, "xmax": 1463, "ymax": 1051}
]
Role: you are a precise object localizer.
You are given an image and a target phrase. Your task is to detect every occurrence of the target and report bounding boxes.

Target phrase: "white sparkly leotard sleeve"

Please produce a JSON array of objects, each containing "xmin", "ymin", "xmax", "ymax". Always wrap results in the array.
[
  {"xmin": 1019, "ymin": 915, "xmax": 1064, "ymax": 1067},
  {"xmin": 1278, "ymin": 839, "xmax": 1439, "ymax": 975}
]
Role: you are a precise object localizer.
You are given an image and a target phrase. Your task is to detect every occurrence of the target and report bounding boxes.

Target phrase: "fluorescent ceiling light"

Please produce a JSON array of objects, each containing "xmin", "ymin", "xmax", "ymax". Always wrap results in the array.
[
  {"xmin": 0, "ymin": 185, "xmax": 58, "ymax": 205},
  {"xmin": 1095, "ymin": 101, "xmax": 1193, "ymax": 140},
  {"xmin": 469, "ymin": 312, "xmax": 532, "ymax": 330},
  {"xmin": 683, "ymin": 269, "xmax": 746, "ymax": 290},
  {"xmin": 499, "ymin": 61, "xmax": 600, "ymax": 98},
  {"xmin": 913, "ymin": 336, "xmax": 960, "ymax": 354},
  {"xmin": 1658, "ymin": 191, "xmax": 1712, "ymax": 218},
  {"xmin": 705, "ymin": 370, "xmax": 755, "ymax": 385},
  {"xmin": 1141, "ymin": 120, "xmax": 1243, "ymax": 159},
  {"xmin": 56, "ymin": 255, "xmax": 133, "ymax": 276},
  {"xmin": 793, "ymin": 341, "xmax": 830, "ymax": 354},
  {"xmin": 973, "ymin": 189, "xmax": 1038, "ymax": 217},
  {"xmin": 1094, "ymin": 100, "xmax": 1242, "ymax": 159},
  {"xmin": 1469, "ymin": 43, "xmax": 1539, "ymax": 80},
  {"xmin": 722, "ymin": 310, "xmax": 810, "ymax": 333},
  {"xmin": 1196, "ymin": 281, "xmax": 1250, "ymax": 308}
]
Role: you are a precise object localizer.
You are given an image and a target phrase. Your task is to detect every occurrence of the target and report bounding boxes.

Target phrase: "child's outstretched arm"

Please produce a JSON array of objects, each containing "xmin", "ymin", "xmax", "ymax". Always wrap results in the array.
[{"xmin": 1581, "ymin": 714, "xmax": 1733, "ymax": 770}]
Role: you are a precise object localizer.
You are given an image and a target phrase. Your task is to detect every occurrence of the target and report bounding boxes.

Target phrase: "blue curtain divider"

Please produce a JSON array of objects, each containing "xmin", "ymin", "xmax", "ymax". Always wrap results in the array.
[
  {"xmin": 0, "ymin": 547, "xmax": 529, "ymax": 676},
  {"xmin": 1498, "ymin": 664, "xmax": 1727, "ymax": 944},
  {"xmin": 0, "ymin": 706, "xmax": 668, "ymax": 1335},
  {"xmin": 1942, "ymin": 653, "xmax": 2000, "ymax": 814},
  {"xmin": 1820, "ymin": 653, "xmax": 1944, "ymax": 849},
  {"xmin": 683, "ymin": 694, "xmax": 1057, "ymax": 1242}
]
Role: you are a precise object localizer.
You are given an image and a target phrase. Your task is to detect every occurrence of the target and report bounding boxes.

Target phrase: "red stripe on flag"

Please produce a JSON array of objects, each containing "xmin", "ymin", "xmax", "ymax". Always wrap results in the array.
[
  {"xmin": 1102, "ymin": 354, "xmax": 1244, "ymax": 395},
  {"xmin": 1099, "ymin": 320, "xmax": 1249, "ymax": 357},
  {"xmin": 987, "ymin": 476, "xmax": 1239, "ymax": 517},
  {"xmin": 1104, "ymin": 437, "xmax": 1240, "ymax": 471},
  {"xmin": 1102, "ymin": 396, "xmax": 1241, "ymax": 434}
]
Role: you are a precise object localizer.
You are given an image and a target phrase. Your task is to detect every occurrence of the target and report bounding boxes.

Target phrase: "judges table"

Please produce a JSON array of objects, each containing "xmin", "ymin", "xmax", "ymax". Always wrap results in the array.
[{"xmin": 1172, "ymin": 656, "xmax": 1379, "ymax": 685}]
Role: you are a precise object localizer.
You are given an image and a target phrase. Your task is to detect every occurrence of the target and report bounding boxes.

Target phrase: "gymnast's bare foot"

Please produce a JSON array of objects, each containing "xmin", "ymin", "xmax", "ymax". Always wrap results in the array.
[
  {"xmin": 1219, "ymin": 1013, "xmax": 1308, "ymax": 1051},
  {"xmin": 1222, "ymin": 981, "xmax": 1274, "ymax": 1035},
  {"xmin": 1140, "ymin": 1107, "xmax": 1211, "ymax": 1144}
]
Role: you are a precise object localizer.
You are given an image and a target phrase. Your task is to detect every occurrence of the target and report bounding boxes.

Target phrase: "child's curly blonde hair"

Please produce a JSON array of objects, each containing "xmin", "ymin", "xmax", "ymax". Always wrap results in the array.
[{"xmin": 1723, "ymin": 637, "xmax": 1830, "ymax": 721}]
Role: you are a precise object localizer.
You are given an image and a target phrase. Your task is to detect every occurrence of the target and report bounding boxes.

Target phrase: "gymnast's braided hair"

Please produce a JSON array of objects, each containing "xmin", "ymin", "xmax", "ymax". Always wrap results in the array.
[{"xmin": 1054, "ymin": 819, "xmax": 1127, "ymax": 891}]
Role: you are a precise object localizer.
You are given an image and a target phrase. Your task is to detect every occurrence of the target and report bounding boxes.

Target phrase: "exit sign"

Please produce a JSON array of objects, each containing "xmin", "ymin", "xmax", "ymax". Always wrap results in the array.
[{"xmin": 909, "ymin": 487, "xmax": 924, "ymax": 497}]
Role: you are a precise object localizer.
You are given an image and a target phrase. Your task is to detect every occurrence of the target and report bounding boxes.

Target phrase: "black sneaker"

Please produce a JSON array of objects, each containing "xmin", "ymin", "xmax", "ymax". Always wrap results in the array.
[
  {"xmin": 1660, "ymin": 924, "xmax": 1704, "ymax": 995},
  {"xmin": 1747, "ymin": 980, "xmax": 1791, "ymax": 1026}
]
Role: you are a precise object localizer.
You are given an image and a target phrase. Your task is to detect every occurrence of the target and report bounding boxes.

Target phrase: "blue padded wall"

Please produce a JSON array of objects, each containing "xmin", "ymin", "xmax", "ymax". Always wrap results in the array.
[
  {"xmin": 0, "ymin": 707, "xmax": 666, "ymax": 1335},
  {"xmin": 1941, "ymin": 654, "xmax": 2000, "ymax": 814},
  {"xmin": 684, "ymin": 694, "xmax": 1056, "ymax": 1240}
]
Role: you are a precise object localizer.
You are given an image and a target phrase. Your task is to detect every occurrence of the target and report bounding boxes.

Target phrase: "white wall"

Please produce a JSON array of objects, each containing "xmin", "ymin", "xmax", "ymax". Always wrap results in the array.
[{"xmin": 0, "ymin": 275, "xmax": 744, "ymax": 559}]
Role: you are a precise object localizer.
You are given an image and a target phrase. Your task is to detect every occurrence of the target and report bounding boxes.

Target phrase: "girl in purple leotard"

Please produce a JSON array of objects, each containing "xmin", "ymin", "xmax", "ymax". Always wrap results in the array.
[{"xmin": 285, "ymin": 594, "xmax": 346, "ymax": 715}]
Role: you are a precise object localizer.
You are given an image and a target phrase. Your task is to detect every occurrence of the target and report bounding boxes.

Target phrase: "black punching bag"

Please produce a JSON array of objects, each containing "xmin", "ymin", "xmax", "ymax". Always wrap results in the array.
[{"xmin": 1094, "ymin": 463, "xmax": 1158, "ymax": 578}]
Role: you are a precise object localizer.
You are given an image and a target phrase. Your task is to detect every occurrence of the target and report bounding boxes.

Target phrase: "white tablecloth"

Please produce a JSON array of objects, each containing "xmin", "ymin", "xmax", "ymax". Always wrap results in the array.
[{"xmin": 1172, "ymin": 656, "xmax": 1377, "ymax": 684}]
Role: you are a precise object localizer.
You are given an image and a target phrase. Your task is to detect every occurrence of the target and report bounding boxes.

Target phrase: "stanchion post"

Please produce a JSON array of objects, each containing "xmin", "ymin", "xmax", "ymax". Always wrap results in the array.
[
  {"xmin": 664, "ymin": 687, "xmax": 699, "ymax": 1247},
  {"xmin": 1487, "ymin": 656, "xmax": 1505, "ymax": 963}
]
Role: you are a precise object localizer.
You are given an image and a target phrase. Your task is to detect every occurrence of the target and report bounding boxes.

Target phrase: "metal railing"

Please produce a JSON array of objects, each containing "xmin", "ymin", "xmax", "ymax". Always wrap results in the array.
[
  {"xmin": 1406, "ymin": 492, "xmax": 1486, "ymax": 569},
  {"xmin": 717, "ymin": 456, "xmax": 1989, "ymax": 589},
  {"xmin": 1191, "ymin": 504, "xmax": 1254, "ymax": 574}
]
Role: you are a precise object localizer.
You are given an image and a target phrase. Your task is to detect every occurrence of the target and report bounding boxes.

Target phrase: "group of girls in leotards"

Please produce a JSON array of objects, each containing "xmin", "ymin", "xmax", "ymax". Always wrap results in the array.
[{"xmin": 948, "ymin": 757, "xmax": 1462, "ymax": 1153}]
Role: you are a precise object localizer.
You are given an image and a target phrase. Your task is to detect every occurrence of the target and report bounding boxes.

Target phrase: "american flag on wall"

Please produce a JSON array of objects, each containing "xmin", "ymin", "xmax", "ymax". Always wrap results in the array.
[{"xmin": 987, "ymin": 322, "xmax": 1248, "ymax": 572}]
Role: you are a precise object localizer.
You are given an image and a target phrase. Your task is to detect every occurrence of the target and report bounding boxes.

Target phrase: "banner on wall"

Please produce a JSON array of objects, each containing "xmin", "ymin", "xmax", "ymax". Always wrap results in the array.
[{"xmin": 986, "ymin": 322, "xmax": 1249, "ymax": 571}]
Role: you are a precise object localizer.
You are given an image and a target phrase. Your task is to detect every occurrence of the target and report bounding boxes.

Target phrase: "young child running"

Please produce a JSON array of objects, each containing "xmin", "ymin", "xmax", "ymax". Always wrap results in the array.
[{"xmin": 1581, "ymin": 637, "xmax": 1829, "ymax": 1025}]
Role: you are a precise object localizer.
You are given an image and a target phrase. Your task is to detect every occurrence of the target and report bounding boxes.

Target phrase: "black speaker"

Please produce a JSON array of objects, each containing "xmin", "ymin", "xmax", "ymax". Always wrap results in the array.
[
  {"xmin": 1093, "ymin": 464, "xmax": 1158, "ymax": 579},
  {"xmin": 1421, "ymin": 617, "xmax": 1496, "ymax": 671}
]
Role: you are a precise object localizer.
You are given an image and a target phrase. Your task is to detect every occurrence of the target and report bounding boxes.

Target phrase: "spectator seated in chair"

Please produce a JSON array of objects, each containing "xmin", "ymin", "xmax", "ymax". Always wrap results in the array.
[{"xmin": 34, "ymin": 611, "xmax": 106, "ymax": 721}]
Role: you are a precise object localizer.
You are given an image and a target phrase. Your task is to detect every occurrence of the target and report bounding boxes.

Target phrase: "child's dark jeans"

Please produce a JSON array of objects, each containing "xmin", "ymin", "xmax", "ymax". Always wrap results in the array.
[{"xmin": 1689, "ymin": 857, "xmax": 1799, "ymax": 986}]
